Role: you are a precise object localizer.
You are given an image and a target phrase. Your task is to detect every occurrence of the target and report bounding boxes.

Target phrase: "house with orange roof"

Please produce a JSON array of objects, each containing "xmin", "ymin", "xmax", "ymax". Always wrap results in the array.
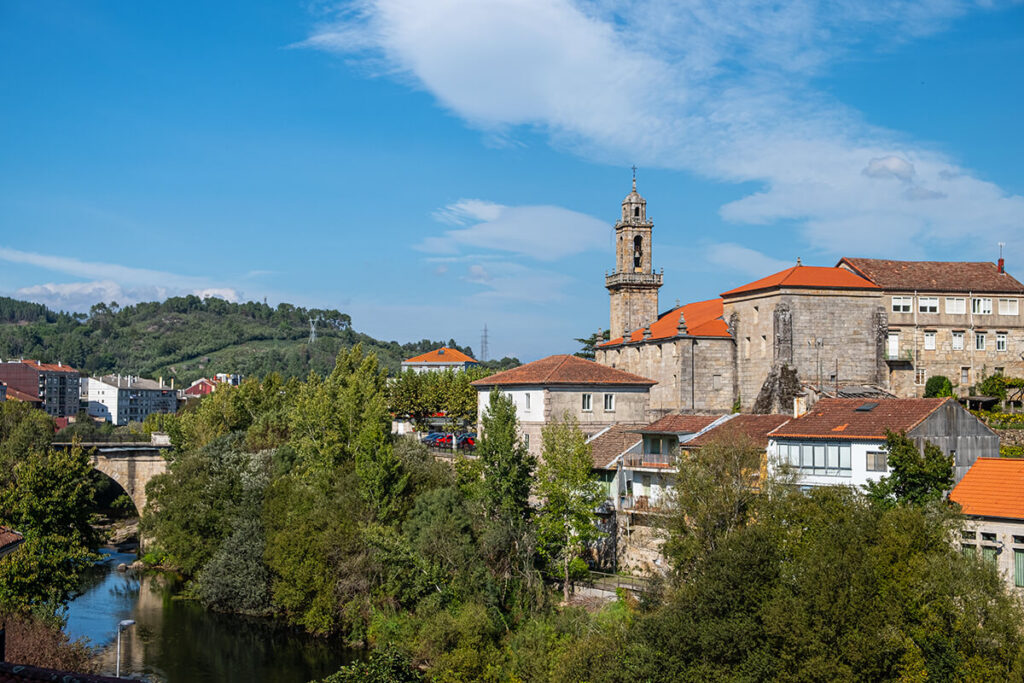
[
  {"xmin": 767, "ymin": 397, "xmax": 996, "ymax": 488},
  {"xmin": 401, "ymin": 347, "xmax": 479, "ymax": 374},
  {"xmin": 591, "ymin": 176, "xmax": 1024, "ymax": 414},
  {"xmin": 471, "ymin": 354, "xmax": 655, "ymax": 457},
  {"xmin": 950, "ymin": 458, "xmax": 1024, "ymax": 593},
  {"xmin": 0, "ymin": 359, "xmax": 80, "ymax": 417}
]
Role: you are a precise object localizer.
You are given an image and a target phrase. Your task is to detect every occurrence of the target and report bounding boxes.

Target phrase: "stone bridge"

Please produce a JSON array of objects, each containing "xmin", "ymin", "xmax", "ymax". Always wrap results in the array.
[{"xmin": 52, "ymin": 442, "xmax": 171, "ymax": 514}]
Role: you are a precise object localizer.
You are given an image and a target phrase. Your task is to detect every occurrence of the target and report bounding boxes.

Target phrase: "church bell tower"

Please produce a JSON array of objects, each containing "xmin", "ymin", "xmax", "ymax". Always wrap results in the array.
[{"xmin": 605, "ymin": 171, "xmax": 662, "ymax": 340}]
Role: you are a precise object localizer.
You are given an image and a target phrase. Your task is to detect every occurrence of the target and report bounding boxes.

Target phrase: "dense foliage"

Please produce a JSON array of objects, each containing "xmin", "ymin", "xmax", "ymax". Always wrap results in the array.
[
  {"xmin": 923, "ymin": 374, "xmax": 954, "ymax": 398},
  {"xmin": 0, "ymin": 294, "xmax": 481, "ymax": 383},
  {"xmin": 386, "ymin": 368, "xmax": 490, "ymax": 428}
]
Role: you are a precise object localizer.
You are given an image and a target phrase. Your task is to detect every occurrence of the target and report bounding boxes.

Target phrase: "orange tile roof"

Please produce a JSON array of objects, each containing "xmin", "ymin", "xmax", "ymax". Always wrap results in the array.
[
  {"xmin": 0, "ymin": 526, "xmax": 24, "ymax": 554},
  {"xmin": 768, "ymin": 398, "xmax": 950, "ymax": 440},
  {"xmin": 4, "ymin": 387, "xmax": 41, "ymax": 403},
  {"xmin": 14, "ymin": 359, "xmax": 78, "ymax": 373},
  {"xmin": 640, "ymin": 414, "xmax": 721, "ymax": 434},
  {"xmin": 600, "ymin": 298, "xmax": 729, "ymax": 347},
  {"xmin": 403, "ymin": 347, "xmax": 478, "ymax": 365},
  {"xmin": 839, "ymin": 258, "xmax": 1024, "ymax": 294},
  {"xmin": 471, "ymin": 354, "xmax": 656, "ymax": 387},
  {"xmin": 721, "ymin": 265, "xmax": 879, "ymax": 298},
  {"xmin": 686, "ymin": 414, "xmax": 791, "ymax": 449},
  {"xmin": 950, "ymin": 458, "xmax": 1024, "ymax": 519}
]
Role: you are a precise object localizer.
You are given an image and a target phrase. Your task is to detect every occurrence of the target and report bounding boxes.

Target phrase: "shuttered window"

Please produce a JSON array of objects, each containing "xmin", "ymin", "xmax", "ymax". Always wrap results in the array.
[
  {"xmin": 1015, "ymin": 550, "xmax": 1024, "ymax": 588},
  {"xmin": 982, "ymin": 546, "xmax": 998, "ymax": 565}
]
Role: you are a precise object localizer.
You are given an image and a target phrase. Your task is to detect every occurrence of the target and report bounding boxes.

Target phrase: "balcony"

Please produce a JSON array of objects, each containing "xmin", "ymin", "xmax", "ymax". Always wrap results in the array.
[
  {"xmin": 622, "ymin": 451, "xmax": 676, "ymax": 469},
  {"xmin": 620, "ymin": 495, "xmax": 667, "ymax": 514},
  {"xmin": 604, "ymin": 271, "xmax": 663, "ymax": 288}
]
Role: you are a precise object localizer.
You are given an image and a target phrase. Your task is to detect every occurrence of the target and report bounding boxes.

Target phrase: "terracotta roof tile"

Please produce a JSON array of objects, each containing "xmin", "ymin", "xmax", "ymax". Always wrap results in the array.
[
  {"xmin": 721, "ymin": 265, "xmax": 879, "ymax": 297},
  {"xmin": 685, "ymin": 414, "xmax": 791, "ymax": 449},
  {"xmin": 472, "ymin": 355, "xmax": 656, "ymax": 387},
  {"xmin": 4, "ymin": 387, "xmax": 41, "ymax": 403},
  {"xmin": 587, "ymin": 424, "xmax": 643, "ymax": 469},
  {"xmin": 0, "ymin": 662, "xmax": 135, "ymax": 682},
  {"xmin": 839, "ymin": 258, "xmax": 1024, "ymax": 294},
  {"xmin": 0, "ymin": 526, "xmax": 23, "ymax": 555},
  {"xmin": 403, "ymin": 347, "xmax": 478, "ymax": 365},
  {"xmin": 640, "ymin": 414, "xmax": 721, "ymax": 434},
  {"xmin": 768, "ymin": 398, "xmax": 950, "ymax": 440},
  {"xmin": 13, "ymin": 359, "xmax": 79, "ymax": 374},
  {"xmin": 950, "ymin": 458, "xmax": 1024, "ymax": 519},
  {"xmin": 600, "ymin": 298, "xmax": 729, "ymax": 347}
]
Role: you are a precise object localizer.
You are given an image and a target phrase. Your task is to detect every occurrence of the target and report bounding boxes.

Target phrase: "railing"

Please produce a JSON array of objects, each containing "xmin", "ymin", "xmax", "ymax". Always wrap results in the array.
[
  {"xmin": 620, "ymin": 495, "xmax": 666, "ymax": 513},
  {"xmin": 604, "ymin": 271, "xmax": 663, "ymax": 288},
  {"xmin": 583, "ymin": 570, "xmax": 654, "ymax": 595},
  {"xmin": 622, "ymin": 452, "xmax": 676, "ymax": 469}
]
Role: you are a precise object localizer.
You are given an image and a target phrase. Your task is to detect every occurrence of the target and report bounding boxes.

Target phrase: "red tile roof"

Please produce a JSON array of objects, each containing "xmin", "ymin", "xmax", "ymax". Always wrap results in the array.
[
  {"xmin": 640, "ymin": 414, "xmax": 721, "ymax": 434},
  {"xmin": 600, "ymin": 298, "xmax": 729, "ymax": 347},
  {"xmin": 403, "ymin": 347, "xmax": 478, "ymax": 365},
  {"xmin": 4, "ymin": 387, "xmax": 41, "ymax": 403},
  {"xmin": 721, "ymin": 265, "xmax": 879, "ymax": 298},
  {"xmin": 950, "ymin": 458, "xmax": 1024, "ymax": 519},
  {"xmin": 11, "ymin": 359, "xmax": 78, "ymax": 374},
  {"xmin": 588, "ymin": 424, "xmax": 643, "ymax": 469},
  {"xmin": 0, "ymin": 526, "xmax": 24, "ymax": 557},
  {"xmin": 686, "ymin": 414, "xmax": 791, "ymax": 449},
  {"xmin": 0, "ymin": 662, "xmax": 135, "ymax": 682},
  {"xmin": 768, "ymin": 398, "xmax": 950, "ymax": 440},
  {"xmin": 839, "ymin": 258, "xmax": 1024, "ymax": 294},
  {"xmin": 471, "ymin": 354, "xmax": 656, "ymax": 387}
]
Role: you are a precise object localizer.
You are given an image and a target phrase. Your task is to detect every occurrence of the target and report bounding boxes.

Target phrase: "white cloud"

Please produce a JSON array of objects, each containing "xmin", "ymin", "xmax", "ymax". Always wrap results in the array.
[
  {"xmin": 418, "ymin": 199, "xmax": 608, "ymax": 261},
  {"xmin": 460, "ymin": 260, "xmax": 575, "ymax": 303},
  {"xmin": 0, "ymin": 245, "xmax": 241, "ymax": 311},
  {"xmin": 306, "ymin": 0, "xmax": 1024, "ymax": 260},
  {"xmin": 704, "ymin": 243, "xmax": 793, "ymax": 278}
]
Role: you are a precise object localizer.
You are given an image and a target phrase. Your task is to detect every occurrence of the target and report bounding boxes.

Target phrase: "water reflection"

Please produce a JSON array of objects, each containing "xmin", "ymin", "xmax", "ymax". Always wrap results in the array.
[{"xmin": 64, "ymin": 550, "xmax": 354, "ymax": 682}]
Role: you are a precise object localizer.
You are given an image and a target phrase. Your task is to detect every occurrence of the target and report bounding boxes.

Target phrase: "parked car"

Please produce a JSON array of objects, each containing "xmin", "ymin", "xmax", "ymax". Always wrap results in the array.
[
  {"xmin": 456, "ymin": 433, "xmax": 476, "ymax": 449},
  {"xmin": 420, "ymin": 432, "xmax": 444, "ymax": 445}
]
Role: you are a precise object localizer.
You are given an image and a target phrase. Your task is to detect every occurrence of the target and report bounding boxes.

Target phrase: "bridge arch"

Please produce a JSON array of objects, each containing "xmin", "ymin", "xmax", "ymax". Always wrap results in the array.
[{"xmin": 53, "ymin": 442, "xmax": 170, "ymax": 515}]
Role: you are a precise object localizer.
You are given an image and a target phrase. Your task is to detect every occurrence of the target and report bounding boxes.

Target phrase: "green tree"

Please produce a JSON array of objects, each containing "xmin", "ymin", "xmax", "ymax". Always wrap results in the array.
[
  {"xmin": 923, "ymin": 374, "xmax": 954, "ymax": 398},
  {"xmin": 864, "ymin": 430, "xmax": 954, "ymax": 508},
  {"xmin": 477, "ymin": 388, "xmax": 535, "ymax": 520},
  {"xmin": 317, "ymin": 645, "xmax": 423, "ymax": 682},
  {"xmin": 0, "ymin": 445, "xmax": 99, "ymax": 611},
  {"xmin": 535, "ymin": 417, "xmax": 604, "ymax": 601},
  {"xmin": 574, "ymin": 330, "xmax": 610, "ymax": 360},
  {"xmin": 0, "ymin": 402, "xmax": 54, "ymax": 481}
]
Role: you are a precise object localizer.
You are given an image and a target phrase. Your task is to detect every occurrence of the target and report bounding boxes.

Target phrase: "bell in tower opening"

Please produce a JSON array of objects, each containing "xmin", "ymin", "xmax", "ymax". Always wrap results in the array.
[{"xmin": 605, "ymin": 170, "xmax": 663, "ymax": 340}]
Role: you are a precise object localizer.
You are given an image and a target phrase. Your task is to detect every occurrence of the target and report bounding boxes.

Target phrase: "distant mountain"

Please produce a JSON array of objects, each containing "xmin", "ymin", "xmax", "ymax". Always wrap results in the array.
[{"xmin": 0, "ymin": 295, "xmax": 515, "ymax": 383}]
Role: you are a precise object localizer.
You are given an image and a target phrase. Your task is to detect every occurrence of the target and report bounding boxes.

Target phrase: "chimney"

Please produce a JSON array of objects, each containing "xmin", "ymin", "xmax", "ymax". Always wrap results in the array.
[
  {"xmin": 171, "ymin": 378, "xmax": 174, "ymax": 389},
  {"xmin": 793, "ymin": 395, "xmax": 808, "ymax": 418},
  {"xmin": 999, "ymin": 257, "xmax": 1005, "ymax": 273},
  {"xmin": 159, "ymin": 376, "xmax": 163, "ymax": 388}
]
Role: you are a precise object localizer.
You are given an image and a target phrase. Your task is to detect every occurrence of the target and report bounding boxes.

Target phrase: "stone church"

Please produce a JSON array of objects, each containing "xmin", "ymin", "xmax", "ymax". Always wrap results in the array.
[{"xmin": 594, "ymin": 179, "xmax": 1024, "ymax": 415}]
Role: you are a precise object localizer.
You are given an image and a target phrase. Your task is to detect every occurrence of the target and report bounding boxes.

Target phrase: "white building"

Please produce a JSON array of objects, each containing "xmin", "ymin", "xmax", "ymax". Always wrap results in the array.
[
  {"xmin": 86, "ymin": 374, "xmax": 178, "ymax": 425},
  {"xmin": 766, "ymin": 397, "xmax": 997, "ymax": 488},
  {"xmin": 401, "ymin": 347, "xmax": 480, "ymax": 374}
]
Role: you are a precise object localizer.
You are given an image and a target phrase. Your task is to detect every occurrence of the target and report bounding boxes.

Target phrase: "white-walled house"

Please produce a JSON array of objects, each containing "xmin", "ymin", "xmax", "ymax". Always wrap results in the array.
[
  {"xmin": 951, "ymin": 458, "xmax": 1024, "ymax": 594},
  {"xmin": 401, "ymin": 347, "xmax": 479, "ymax": 374},
  {"xmin": 87, "ymin": 374, "xmax": 178, "ymax": 425},
  {"xmin": 471, "ymin": 354, "xmax": 655, "ymax": 458},
  {"xmin": 766, "ymin": 397, "xmax": 997, "ymax": 488}
]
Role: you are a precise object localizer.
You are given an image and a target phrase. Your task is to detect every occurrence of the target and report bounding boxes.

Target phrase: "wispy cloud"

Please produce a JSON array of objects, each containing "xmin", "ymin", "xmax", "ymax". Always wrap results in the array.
[
  {"xmin": 0, "ymin": 245, "xmax": 241, "ymax": 311},
  {"xmin": 418, "ymin": 199, "xmax": 608, "ymax": 261},
  {"xmin": 305, "ymin": 0, "xmax": 1024, "ymax": 262},
  {"xmin": 703, "ymin": 243, "xmax": 792, "ymax": 278}
]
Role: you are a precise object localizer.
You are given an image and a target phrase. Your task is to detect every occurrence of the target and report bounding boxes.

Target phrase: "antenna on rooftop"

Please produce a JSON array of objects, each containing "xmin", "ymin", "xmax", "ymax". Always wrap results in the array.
[
  {"xmin": 480, "ymin": 324, "xmax": 489, "ymax": 362},
  {"xmin": 308, "ymin": 317, "xmax": 317, "ymax": 344}
]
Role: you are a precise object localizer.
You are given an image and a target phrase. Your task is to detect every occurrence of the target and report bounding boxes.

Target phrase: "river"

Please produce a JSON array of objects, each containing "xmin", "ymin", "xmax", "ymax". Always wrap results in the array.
[{"xmin": 63, "ymin": 549, "xmax": 355, "ymax": 682}]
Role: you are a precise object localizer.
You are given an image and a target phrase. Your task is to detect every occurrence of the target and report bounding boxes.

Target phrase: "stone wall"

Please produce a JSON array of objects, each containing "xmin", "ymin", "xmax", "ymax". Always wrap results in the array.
[
  {"xmin": 608, "ymin": 287, "xmax": 660, "ymax": 342},
  {"xmin": 616, "ymin": 515, "xmax": 667, "ymax": 575},
  {"xmin": 92, "ymin": 449, "xmax": 169, "ymax": 514}
]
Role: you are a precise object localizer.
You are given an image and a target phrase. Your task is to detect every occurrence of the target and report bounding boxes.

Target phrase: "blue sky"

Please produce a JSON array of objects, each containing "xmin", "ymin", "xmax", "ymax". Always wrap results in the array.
[{"xmin": 1, "ymin": 1, "xmax": 1023, "ymax": 362}]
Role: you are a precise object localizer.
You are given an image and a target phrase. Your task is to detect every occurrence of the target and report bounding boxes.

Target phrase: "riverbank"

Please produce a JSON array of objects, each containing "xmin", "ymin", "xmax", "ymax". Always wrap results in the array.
[{"xmin": 64, "ymin": 549, "xmax": 356, "ymax": 682}]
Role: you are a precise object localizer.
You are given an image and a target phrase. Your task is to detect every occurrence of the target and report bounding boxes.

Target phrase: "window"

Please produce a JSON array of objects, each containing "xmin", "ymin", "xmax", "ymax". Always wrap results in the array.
[
  {"xmin": 603, "ymin": 393, "xmax": 615, "ymax": 411},
  {"xmin": 918, "ymin": 297, "xmax": 938, "ymax": 313},
  {"xmin": 761, "ymin": 335, "xmax": 767, "ymax": 357},
  {"xmin": 982, "ymin": 545, "xmax": 998, "ymax": 565},
  {"xmin": 524, "ymin": 393, "xmax": 531, "ymax": 410},
  {"xmin": 997, "ymin": 333, "xmax": 1008, "ymax": 352},
  {"xmin": 962, "ymin": 530, "xmax": 977, "ymax": 540},
  {"xmin": 633, "ymin": 235, "xmax": 643, "ymax": 269},
  {"xmin": 523, "ymin": 433, "xmax": 530, "ymax": 449},
  {"xmin": 1013, "ymin": 536, "xmax": 1024, "ymax": 545},
  {"xmin": 866, "ymin": 451, "xmax": 888, "ymax": 472},
  {"xmin": 1016, "ymin": 550, "xmax": 1024, "ymax": 588},
  {"xmin": 962, "ymin": 545, "xmax": 977, "ymax": 558},
  {"xmin": 961, "ymin": 367, "xmax": 970, "ymax": 384},
  {"xmin": 915, "ymin": 367, "xmax": 927, "ymax": 385},
  {"xmin": 581, "ymin": 393, "xmax": 592, "ymax": 411},
  {"xmin": 891, "ymin": 296, "xmax": 912, "ymax": 313},
  {"xmin": 887, "ymin": 332, "xmax": 900, "ymax": 358},
  {"xmin": 947, "ymin": 297, "xmax": 966, "ymax": 314},
  {"xmin": 779, "ymin": 441, "xmax": 851, "ymax": 476},
  {"xmin": 649, "ymin": 437, "xmax": 661, "ymax": 455},
  {"xmin": 744, "ymin": 336, "xmax": 751, "ymax": 358},
  {"xmin": 972, "ymin": 297, "xmax": 993, "ymax": 315},
  {"xmin": 952, "ymin": 331, "xmax": 964, "ymax": 350},
  {"xmin": 999, "ymin": 298, "xmax": 1019, "ymax": 315},
  {"xmin": 924, "ymin": 331, "xmax": 936, "ymax": 350},
  {"xmin": 975, "ymin": 332, "xmax": 987, "ymax": 351},
  {"xmin": 712, "ymin": 374, "xmax": 722, "ymax": 390},
  {"xmin": 981, "ymin": 532, "xmax": 997, "ymax": 542}
]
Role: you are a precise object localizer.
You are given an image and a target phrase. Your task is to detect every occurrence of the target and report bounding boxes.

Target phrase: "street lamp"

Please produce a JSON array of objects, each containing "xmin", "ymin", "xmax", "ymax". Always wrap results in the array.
[{"xmin": 115, "ymin": 619, "xmax": 135, "ymax": 678}]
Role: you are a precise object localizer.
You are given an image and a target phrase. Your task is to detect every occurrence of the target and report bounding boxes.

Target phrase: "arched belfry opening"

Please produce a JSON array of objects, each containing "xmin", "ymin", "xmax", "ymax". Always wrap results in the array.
[
  {"xmin": 633, "ymin": 206, "xmax": 640, "ymax": 217},
  {"xmin": 633, "ymin": 235, "xmax": 643, "ymax": 270}
]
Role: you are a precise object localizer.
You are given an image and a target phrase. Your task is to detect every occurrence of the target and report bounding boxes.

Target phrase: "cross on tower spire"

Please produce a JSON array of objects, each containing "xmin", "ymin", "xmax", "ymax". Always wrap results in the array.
[{"xmin": 631, "ymin": 164, "xmax": 638, "ymax": 190}]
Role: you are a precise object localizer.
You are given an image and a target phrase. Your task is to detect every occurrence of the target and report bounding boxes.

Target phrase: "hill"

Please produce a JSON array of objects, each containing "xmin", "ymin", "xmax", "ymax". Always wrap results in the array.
[{"xmin": 0, "ymin": 295, "xmax": 517, "ymax": 383}]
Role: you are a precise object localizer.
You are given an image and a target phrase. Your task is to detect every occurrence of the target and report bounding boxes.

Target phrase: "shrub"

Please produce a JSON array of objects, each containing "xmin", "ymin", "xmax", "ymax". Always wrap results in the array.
[{"xmin": 923, "ymin": 375, "xmax": 954, "ymax": 398}]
